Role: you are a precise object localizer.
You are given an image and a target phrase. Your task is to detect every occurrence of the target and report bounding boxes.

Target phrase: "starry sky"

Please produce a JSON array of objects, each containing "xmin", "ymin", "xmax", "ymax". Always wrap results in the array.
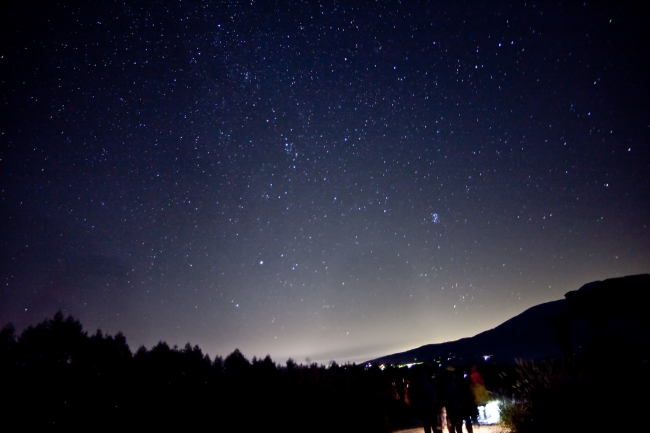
[{"xmin": 1, "ymin": 1, "xmax": 649, "ymax": 364}]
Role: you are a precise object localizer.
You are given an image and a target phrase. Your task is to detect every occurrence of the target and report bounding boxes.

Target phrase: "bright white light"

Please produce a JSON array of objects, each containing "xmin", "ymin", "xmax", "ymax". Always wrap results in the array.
[{"xmin": 477, "ymin": 401, "xmax": 500, "ymax": 425}]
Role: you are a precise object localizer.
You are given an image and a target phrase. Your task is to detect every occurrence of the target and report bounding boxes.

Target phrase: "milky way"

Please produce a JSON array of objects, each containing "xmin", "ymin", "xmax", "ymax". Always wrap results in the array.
[{"xmin": 1, "ymin": 1, "xmax": 649, "ymax": 364}]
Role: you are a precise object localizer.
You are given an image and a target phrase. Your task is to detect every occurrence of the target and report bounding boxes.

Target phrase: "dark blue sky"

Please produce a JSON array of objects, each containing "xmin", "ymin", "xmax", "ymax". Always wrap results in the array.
[{"xmin": 1, "ymin": 1, "xmax": 649, "ymax": 364}]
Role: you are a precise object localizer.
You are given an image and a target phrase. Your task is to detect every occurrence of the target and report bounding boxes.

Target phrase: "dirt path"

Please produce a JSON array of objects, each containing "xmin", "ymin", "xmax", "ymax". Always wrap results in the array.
[{"xmin": 395, "ymin": 424, "xmax": 502, "ymax": 433}]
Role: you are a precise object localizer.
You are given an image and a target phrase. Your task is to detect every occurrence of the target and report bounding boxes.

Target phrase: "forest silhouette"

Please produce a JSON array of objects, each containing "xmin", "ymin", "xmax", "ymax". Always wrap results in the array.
[{"xmin": 0, "ymin": 312, "xmax": 419, "ymax": 431}]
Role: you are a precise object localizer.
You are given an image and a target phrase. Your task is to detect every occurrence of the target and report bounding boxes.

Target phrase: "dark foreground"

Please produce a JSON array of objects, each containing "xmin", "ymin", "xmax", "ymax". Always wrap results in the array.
[
  {"xmin": 0, "ymin": 313, "xmax": 414, "ymax": 431},
  {"xmin": 2, "ymin": 312, "xmax": 649, "ymax": 432}
]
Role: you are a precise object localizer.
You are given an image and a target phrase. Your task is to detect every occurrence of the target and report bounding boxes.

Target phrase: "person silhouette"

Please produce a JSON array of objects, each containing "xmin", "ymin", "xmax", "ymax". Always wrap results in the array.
[
  {"xmin": 421, "ymin": 373, "xmax": 442, "ymax": 433},
  {"xmin": 439, "ymin": 369, "xmax": 463, "ymax": 433},
  {"xmin": 458, "ymin": 372, "xmax": 478, "ymax": 433}
]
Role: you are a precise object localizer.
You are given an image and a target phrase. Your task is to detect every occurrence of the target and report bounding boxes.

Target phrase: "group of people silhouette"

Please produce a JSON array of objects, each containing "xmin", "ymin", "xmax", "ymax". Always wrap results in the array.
[{"xmin": 417, "ymin": 366, "xmax": 488, "ymax": 433}]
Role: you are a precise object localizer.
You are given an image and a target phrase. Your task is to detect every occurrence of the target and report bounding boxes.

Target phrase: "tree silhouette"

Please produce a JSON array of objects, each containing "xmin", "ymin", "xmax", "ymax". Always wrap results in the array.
[
  {"xmin": 18, "ymin": 310, "xmax": 87, "ymax": 367},
  {"xmin": 0, "ymin": 322, "xmax": 17, "ymax": 369},
  {"xmin": 224, "ymin": 348, "xmax": 250, "ymax": 378}
]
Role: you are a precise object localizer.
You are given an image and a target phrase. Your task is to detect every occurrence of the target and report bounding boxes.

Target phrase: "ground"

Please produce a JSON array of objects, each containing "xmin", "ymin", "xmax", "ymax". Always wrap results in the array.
[{"xmin": 396, "ymin": 425, "xmax": 501, "ymax": 433}]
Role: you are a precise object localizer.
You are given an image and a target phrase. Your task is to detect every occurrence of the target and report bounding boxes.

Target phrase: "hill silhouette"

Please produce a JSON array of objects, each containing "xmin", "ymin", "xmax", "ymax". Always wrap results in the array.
[{"xmin": 367, "ymin": 274, "xmax": 650, "ymax": 366}]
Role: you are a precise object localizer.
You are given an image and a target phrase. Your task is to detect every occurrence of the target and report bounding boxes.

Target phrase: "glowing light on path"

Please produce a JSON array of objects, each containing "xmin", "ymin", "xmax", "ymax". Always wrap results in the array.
[{"xmin": 477, "ymin": 401, "xmax": 500, "ymax": 425}]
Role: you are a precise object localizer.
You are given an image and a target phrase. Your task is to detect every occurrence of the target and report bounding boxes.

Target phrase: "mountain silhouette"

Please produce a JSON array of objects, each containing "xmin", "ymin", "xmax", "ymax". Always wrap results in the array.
[{"xmin": 367, "ymin": 274, "xmax": 650, "ymax": 366}]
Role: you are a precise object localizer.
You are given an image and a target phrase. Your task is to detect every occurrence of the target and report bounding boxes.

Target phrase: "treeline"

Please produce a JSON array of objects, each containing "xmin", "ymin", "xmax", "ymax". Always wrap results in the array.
[{"xmin": 0, "ymin": 312, "xmax": 417, "ymax": 431}]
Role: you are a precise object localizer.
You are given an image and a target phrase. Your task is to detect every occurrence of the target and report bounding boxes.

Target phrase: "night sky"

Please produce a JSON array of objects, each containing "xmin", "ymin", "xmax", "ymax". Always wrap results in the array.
[{"xmin": 1, "ymin": 1, "xmax": 649, "ymax": 364}]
